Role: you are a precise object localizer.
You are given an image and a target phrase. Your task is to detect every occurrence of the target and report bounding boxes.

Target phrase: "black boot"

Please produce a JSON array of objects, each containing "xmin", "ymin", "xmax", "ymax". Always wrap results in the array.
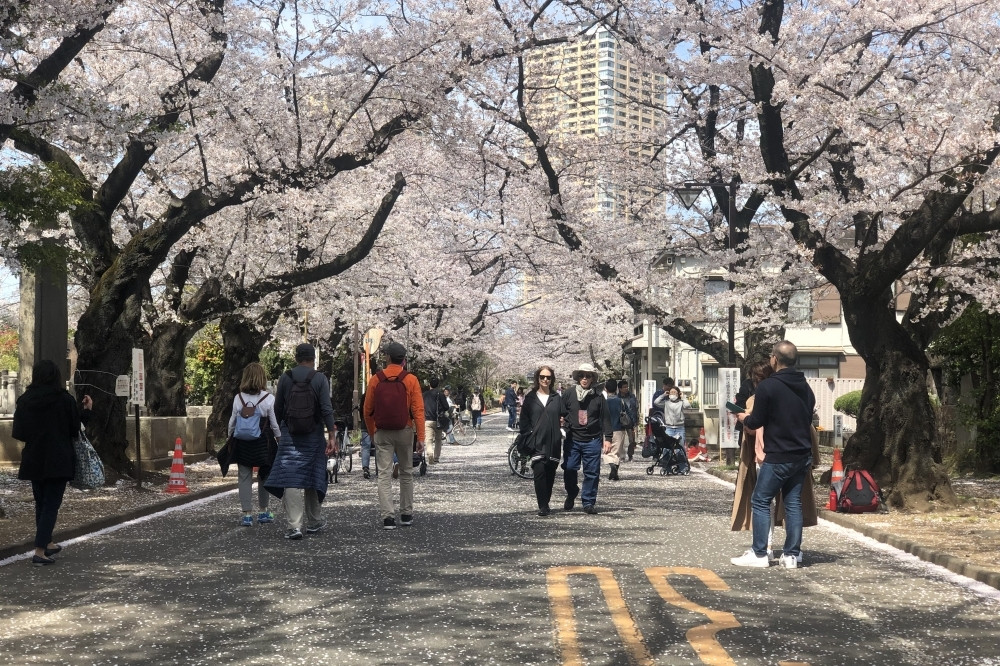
[{"xmin": 609, "ymin": 464, "xmax": 619, "ymax": 481}]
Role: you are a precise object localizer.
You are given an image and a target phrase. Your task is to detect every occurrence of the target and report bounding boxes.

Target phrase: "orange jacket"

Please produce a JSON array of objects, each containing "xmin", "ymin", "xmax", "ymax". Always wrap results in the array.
[{"xmin": 363, "ymin": 364, "xmax": 425, "ymax": 442}]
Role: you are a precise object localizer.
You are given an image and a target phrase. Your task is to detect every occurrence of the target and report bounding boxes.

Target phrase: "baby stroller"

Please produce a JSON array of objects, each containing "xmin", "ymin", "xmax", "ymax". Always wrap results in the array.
[{"xmin": 643, "ymin": 416, "xmax": 691, "ymax": 476}]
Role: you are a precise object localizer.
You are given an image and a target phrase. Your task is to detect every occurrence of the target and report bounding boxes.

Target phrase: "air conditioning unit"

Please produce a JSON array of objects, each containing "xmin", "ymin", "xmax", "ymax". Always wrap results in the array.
[{"xmin": 663, "ymin": 256, "xmax": 674, "ymax": 265}]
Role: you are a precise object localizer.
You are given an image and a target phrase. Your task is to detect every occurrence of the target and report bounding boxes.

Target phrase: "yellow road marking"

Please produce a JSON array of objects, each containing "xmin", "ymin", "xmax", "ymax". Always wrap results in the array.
[
  {"xmin": 547, "ymin": 566, "xmax": 655, "ymax": 666},
  {"xmin": 645, "ymin": 567, "xmax": 741, "ymax": 666}
]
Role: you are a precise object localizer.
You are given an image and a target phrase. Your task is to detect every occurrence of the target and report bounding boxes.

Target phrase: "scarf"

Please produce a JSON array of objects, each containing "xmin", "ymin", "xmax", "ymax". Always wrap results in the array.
[{"xmin": 575, "ymin": 385, "xmax": 593, "ymax": 402}]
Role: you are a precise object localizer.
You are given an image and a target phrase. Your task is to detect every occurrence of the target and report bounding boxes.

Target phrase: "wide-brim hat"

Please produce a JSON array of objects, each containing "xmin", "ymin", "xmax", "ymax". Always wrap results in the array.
[{"xmin": 571, "ymin": 362, "xmax": 598, "ymax": 381}]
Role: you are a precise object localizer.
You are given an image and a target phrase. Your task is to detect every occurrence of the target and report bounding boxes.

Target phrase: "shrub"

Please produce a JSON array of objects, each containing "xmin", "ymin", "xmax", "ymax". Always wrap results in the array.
[{"xmin": 834, "ymin": 390, "xmax": 862, "ymax": 418}]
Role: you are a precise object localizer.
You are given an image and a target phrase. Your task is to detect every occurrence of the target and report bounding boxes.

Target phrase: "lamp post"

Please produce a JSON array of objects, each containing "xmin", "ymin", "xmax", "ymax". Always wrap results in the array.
[{"xmin": 673, "ymin": 180, "xmax": 738, "ymax": 367}]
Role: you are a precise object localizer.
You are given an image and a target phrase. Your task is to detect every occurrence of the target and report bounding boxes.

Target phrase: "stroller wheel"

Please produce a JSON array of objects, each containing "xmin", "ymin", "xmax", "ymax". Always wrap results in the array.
[
  {"xmin": 646, "ymin": 466, "xmax": 654, "ymax": 475},
  {"xmin": 660, "ymin": 466, "xmax": 669, "ymax": 475},
  {"xmin": 681, "ymin": 468, "xmax": 691, "ymax": 476}
]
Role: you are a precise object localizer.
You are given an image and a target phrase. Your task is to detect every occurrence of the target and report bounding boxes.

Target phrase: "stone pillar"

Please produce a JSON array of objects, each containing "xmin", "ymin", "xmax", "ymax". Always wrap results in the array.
[{"xmin": 18, "ymin": 254, "xmax": 68, "ymax": 391}]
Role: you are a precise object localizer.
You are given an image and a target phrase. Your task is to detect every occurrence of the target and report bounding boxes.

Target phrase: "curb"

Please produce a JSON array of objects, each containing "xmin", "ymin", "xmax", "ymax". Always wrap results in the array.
[
  {"xmin": 0, "ymin": 482, "xmax": 237, "ymax": 561},
  {"xmin": 704, "ymin": 467, "xmax": 1000, "ymax": 591}
]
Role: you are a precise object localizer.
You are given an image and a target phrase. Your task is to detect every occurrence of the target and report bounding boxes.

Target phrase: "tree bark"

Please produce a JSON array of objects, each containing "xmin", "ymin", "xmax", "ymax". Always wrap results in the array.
[
  {"xmin": 841, "ymin": 291, "xmax": 957, "ymax": 509},
  {"xmin": 144, "ymin": 321, "xmax": 197, "ymax": 417}
]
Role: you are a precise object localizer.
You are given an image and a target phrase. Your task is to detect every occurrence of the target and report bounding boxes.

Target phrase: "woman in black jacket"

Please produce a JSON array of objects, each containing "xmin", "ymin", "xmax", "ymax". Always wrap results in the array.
[
  {"xmin": 12, "ymin": 360, "xmax": 92, "ymax": 565},
  {"xmin": 518, "ymin": 365, "xmax": 566, "ymax": 516}
]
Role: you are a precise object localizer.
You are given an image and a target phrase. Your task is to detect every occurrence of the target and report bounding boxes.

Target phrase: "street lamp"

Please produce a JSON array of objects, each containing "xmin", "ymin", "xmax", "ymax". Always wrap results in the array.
[{"xmin": 673, "ymin": 180, "xmax": 738, "ymax": 367}]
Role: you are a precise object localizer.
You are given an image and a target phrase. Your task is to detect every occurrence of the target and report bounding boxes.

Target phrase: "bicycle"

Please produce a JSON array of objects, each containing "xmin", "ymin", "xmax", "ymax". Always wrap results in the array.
[
  {"xmin": 449, "ymin": 412, "xmax": 478, "ymax": 445},
  {"xmin": 507, "ymin": 438, "xmax": 532, "ymax": 479},
  {"xmin": 327, "ymin": 425, "xmax": 355, "ymax": 483}
]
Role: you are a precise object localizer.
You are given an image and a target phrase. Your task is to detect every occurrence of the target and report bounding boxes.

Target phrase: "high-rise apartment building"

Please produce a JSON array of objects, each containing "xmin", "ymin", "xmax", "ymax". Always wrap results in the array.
[{"xmin": 526, "ymin": 23, "xmax": 669, "ymax": 221}]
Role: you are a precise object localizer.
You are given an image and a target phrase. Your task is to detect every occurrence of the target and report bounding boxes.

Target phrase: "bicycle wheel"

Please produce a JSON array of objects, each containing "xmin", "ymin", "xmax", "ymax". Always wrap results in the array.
[
  {"xmin": 467, "ymin": 424, "xmax": 478, "ymax": 445},
  {"xmin": 343, "ymin": 448, "xmax": 353, "ymax": 473},
  {"xmin": 507, "ymin": 442, "xmax": 533, "ymax": 479}
]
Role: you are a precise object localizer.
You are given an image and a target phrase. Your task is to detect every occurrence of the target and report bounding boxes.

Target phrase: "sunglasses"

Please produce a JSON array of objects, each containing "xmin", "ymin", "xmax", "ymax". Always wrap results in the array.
[{"xmin": 539, "ymin": 374, "xmax": 553, "ymax": 380}]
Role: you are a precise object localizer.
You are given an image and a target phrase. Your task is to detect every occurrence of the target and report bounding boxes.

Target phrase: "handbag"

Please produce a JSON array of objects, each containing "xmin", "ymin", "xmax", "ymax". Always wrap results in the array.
[
  {"xmin": 218, "ymin": 436, "xmax": 236, "ymax": 477},
  {"xmin": 514, "ymin": 396, "xmax": 546, "ymax": 456},
  {"xmin": 71, "ymin": 426, "xmax": 105, "ymax": 490}
]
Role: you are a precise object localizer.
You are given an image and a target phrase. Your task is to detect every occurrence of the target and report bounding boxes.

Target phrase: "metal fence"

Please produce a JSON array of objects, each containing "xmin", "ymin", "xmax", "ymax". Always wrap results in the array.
[{"xmin": 807, "ymin": 377, "xmax": 864, "ymax": 431}]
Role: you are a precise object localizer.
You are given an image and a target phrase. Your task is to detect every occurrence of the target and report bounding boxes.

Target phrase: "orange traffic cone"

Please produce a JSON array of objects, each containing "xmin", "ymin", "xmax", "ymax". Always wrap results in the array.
[
  {"xmin": 831, "ymin": 448, "xmax": 844, "ymax": 485},
  {"xmin": 165, "ymin": 437, "xmax": 190, "ymax": 494},
  {"xmin": 698, "ymin": 427, "xmax": 709, "ymax": 459}
]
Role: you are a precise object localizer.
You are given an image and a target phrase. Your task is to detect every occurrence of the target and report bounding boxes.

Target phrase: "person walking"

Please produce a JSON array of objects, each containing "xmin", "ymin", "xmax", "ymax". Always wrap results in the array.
[
  {"xmin": 618, "ymin": 380, "xmax": 639, "ymax": 462},
  {"xmin": 604, "ymin": 379, "xmax": 625, "ymax": 481},
  {"xmin": 265, "ymin": 343, "xmax": 337, "ymax": 541},
  {"xmin": 503, "ymin": 381, "xmax": 519, "ymax": 431},
  {"xmin": 364, "ymin": 341, "xmax": 424, "ymax": 530},
  {"xmin": 227, "ymin": 362, "xmax": 281, "ymax": 526},
  {"xmin": 652, "ymin": 385, "xmax": 689, "ymax": 444},
  {"xmin": 422, "ymin": 378, "xmax": 448, "ymax": 464},
  {"xmin": 732, "ymin": 341, "xmax": 815, "ymax": 569},
  {"xmin": 561, "ymin": 363, "xmax": 613, "ymax": 515},
  {"xmin": 517, "ymin": 366, "xmax": 565, "ymax": 516},
  {"xmin": 469, "ymin": 388, "xmax": 484, "ymax": 429},
  {"xmin": 12, "ymin": 360, "xmax": 93, "ymax": 565}
]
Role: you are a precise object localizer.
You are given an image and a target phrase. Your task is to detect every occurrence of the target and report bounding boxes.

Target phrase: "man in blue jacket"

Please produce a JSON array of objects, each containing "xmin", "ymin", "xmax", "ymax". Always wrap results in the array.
[{"xmin": 732, "ymin": 341, "xmax": 815, "ymax": 569}]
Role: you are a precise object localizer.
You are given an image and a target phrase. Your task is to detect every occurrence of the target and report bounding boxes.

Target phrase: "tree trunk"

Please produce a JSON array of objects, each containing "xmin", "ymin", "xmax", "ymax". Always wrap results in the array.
[
  {"xmin": 205, "ymin": 314, "xmax": 276, "ymax": 446},
  {"xmin": 73, "ymin": 291, "xmax": 145, "ymax": 474},
  {"xmin": 841, "ymin": 294, "xmax": 956, "ymax": 510},
  {"xmin": 144, "ymin": 321, "xmax": 197, "ymax": 417}
]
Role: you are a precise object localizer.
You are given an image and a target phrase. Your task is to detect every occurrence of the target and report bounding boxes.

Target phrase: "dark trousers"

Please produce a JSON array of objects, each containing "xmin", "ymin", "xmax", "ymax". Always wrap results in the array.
[
  {"xmin": 532, "ymin": 459, "xmax": 558, "ymax": 509},
  {"xmin": 507, "ymin": 406, "xmax": 517, "ymax": 429},
  {"xmin": 32, "ymin": 479, "xmax": 67, "ymax": 549},
  {"xmin": 625, "ymin": 428, "xmax": 637, "ymax": 458}
]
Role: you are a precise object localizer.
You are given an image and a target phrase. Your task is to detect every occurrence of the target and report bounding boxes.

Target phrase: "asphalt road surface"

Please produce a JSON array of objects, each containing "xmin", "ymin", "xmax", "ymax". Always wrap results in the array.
[{"xmin": 2, "ymin": 415, "xmax": 998, "ymax": 665}]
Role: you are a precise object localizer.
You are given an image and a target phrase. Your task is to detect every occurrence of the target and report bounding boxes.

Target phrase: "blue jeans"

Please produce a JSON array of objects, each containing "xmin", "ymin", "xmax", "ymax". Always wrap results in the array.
[
  {"xmin": 360, "ymin": 431, "xmax": 372, "ymax": 469},
  {"xmin": 564, "ymin": 437, "xmax": 602, "ymax": 506},
  {"xmin": 507, "ymin": 405, "xmax": 517, "ymax": 429},
  {"xmin": 752, "ymin": 456, "xmax": 812, "ymax": 557},
  {"xmin": 472, "ymin": 410, "xmax": 482, "ymax": 428}
]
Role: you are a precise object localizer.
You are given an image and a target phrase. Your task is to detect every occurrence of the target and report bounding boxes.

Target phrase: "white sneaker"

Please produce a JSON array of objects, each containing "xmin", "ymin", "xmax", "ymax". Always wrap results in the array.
[
  {"xmin": 730, "ymin": 549, "xmax": 770, "ymax": 568},
  {"xmin": 779, "ymin": 554, "xmax": 798, "ymax": 569}
]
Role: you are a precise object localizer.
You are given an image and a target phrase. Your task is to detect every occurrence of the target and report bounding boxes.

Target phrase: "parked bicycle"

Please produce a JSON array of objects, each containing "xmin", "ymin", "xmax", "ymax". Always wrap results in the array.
[
  {"xmin": 326, "ymin": 421, "xmax": 354, "ymax": 483},
  {"xmin": 449, "ymin": 410, "xmax": 478, "ymax": 445},
  {"xmin": 507, "ymin": 438, "xmax": 532, "ymax": 479}
]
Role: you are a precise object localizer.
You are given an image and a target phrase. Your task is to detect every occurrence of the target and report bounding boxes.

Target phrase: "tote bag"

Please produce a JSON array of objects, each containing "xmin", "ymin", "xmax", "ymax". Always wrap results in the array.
[{"xmin": 71, "ymin": 427, "xmax": 105, "ymax": 490}]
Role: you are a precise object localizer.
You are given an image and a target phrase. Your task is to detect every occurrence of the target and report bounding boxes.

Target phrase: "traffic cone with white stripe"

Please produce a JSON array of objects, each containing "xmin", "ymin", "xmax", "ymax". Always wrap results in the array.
[
  {"xmin": 165, "ymin": 437, "xmax": 190, "ymax": 494},
  {"xmin": 827, "ymin": 448, "xmax": 844, "ymax": 510},
  {"xmin": 698, "ymin": 427, "xmax": 709, "ymax": 460}
]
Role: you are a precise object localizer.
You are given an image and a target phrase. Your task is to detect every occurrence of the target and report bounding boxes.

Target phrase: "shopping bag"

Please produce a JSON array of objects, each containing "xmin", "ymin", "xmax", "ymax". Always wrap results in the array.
[{"xmin": 71, "ymin": 427, "xmax": 105, "ymax": 490}]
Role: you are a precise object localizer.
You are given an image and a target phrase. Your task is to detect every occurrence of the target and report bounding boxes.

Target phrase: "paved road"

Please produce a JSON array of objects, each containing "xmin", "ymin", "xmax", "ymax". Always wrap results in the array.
[{"xmin": 2, "ymin": 416, "xmax": 998, "ymax": 665}]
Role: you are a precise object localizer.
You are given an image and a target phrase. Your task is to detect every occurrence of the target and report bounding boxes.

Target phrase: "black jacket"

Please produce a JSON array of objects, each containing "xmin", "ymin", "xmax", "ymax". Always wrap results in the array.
[
  {"xmin": 12, "ymin": 386, "xmax": 90, "ymax": 481},
  {"xmin": 518, "ymin": 390, "xmax": 566, "ymax": 458},
  {"xmin": 422, "ymin": 389, "xmax": 448, "ymax": 421},
  {"xmin": 743, "ymin": 368, "xmax": 815, "ymax": 463},
  {"xmin": 561, "ymin": 388, "xmax": 612, "ymax": 443}
]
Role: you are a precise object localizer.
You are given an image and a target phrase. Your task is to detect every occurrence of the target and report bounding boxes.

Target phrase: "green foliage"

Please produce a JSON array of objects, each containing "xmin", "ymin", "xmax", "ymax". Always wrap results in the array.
[
  {"xmin": 0, "ymin": 325, "xmax": 17, "ymax": 372},
  {"xmin": 930, "ymin": 303, "xmax": 1000, "ymax": 472},
  {"xmin": 834, "ymin": 390, "xmax": 863, "ymax": 418},
  {"xmin": 0, "ymin": 163, "xmax": 93, "ymax": 229},
  {"xmin": 185, "ymin": 324, "xmax": 224, "ymax": 405},
  {"xmin": 259, "ymin": 341, "xmax": 293, "ymax": 382}
]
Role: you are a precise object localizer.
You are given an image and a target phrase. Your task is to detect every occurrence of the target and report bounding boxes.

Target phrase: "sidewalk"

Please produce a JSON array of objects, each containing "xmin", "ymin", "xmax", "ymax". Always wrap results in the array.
[{"xmin": 702, "ymin": 461, "xmax": 1000, "ymax": 590}]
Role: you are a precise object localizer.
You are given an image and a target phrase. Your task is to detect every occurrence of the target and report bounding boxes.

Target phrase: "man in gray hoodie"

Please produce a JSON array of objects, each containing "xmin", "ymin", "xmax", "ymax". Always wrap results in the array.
[{"xmin": 731, "ymin": 340, "xmax": 815, "ymax": 569}]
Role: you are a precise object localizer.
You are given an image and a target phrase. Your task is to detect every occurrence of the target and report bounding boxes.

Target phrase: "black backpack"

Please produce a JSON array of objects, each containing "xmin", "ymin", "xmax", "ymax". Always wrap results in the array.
[
  {"xmin": 837, "ymin": 469, "xmax": 882, "ymax": 513},
  {"xmin": 284, "ymin": 369, "xmax": 318, "ymax": 435},
  {"xmin": 618, "ymin": 399, "xmax": 634, "ymax": 429}
]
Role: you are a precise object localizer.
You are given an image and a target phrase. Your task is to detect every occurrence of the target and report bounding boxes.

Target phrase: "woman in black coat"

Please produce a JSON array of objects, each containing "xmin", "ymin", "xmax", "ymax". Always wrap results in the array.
[
  {"xmin": 12, "ymin": 360, "xmax": 92, "ymax": 565},
  {"xmin": 518, "ymin": 365, "xmax": 566, "ymax": 516}
]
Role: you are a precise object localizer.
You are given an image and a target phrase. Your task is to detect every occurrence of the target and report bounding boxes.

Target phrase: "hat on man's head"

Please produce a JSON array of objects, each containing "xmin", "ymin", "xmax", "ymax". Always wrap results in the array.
[
  {"xmin": 383, "ymin": 341, "xmax": 407, "ymax": 361},
  {"xmin": 571, "ymin": 362, "xmax": 598, "ymax": 381},
  {"xmin": 294, "ymin": 343, "xmax": 315, "ymax": 361}
]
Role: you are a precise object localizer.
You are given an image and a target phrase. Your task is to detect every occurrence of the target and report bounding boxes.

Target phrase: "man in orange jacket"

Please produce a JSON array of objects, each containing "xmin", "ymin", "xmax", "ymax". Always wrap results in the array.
[{"xmin": 364, "ymin": 341, "xmax": 424, "ymax": 530}]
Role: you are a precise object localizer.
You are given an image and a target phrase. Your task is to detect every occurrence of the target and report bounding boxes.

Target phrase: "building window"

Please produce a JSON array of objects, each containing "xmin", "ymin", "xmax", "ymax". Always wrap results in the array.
[
  {"xmin": 797, "ymin": 355, "xmax": 840, "ymax": 379},
  {"xmin": 703, "ymin": 366, "xmax": 719, "ymax": 407},
  {"xmin": 704, "ymin": 279, "xmax": 728, "ymax": 320},
  {"xmin": 788, "ymin": 290, "xmax": 811, "ymax": 322}
]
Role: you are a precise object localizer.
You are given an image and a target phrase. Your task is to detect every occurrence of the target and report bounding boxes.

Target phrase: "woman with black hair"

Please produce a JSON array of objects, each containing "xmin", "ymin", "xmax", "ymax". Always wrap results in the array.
[
  {"xmin": 517, "ymin": 366, "xmax": 566, "ymax": 516},
  {"xmin": 12, "ymin": 360, "xmax": 92, "ymax": 565}
]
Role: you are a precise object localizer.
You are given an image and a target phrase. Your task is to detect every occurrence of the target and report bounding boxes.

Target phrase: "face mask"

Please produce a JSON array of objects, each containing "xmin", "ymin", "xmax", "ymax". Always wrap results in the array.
[{"xmin": 669, "ymin": 395, "xmax": 680, "ymax": 402}]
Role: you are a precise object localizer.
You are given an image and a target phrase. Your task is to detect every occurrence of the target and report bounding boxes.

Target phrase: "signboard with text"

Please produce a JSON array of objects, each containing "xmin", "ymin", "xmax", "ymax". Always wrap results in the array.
[
  {"xmin": 131, "ymin": 348, "xmax": 145, "ymax": 405},
  {"xmin": 718, "ymin": 368, "xmax": 741, "ymax": 450},
  {"xmin": 115, "ymin": 375, "xmax": 130, "ymax": 398}
]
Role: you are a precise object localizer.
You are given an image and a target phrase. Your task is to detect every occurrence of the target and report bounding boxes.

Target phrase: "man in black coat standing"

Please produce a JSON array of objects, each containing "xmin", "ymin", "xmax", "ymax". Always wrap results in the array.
[
  {"xmin": 732, "ymin": 341, "xmax": 815, "ymax": 569},
  {"xmin": 561, "ymin": 363, "xmax": 613, "ymax": 515}
]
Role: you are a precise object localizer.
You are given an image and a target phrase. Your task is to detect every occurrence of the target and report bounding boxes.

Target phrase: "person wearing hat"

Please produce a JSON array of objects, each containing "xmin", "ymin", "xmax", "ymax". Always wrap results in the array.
[
  {"xmin": 363, "ymin": 341, "xmax": 425, "ymax": 530},
  {"xmin": 266, "ymin": 343, "xmax": 338, "ymax": 540},
  {"xmin": 561, "ymin": 362, "xmax": 613, "ymax": 514}
]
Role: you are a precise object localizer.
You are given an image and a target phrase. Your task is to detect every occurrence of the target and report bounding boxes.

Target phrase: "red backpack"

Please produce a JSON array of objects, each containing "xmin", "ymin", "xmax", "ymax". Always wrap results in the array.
[
  {"xmin": 837, "ymin": 469, "xmax": 882, "ymax": 513},
  {"xmin": 373, "ymin": 370, "xmax": 412, "ymax": 430}
]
